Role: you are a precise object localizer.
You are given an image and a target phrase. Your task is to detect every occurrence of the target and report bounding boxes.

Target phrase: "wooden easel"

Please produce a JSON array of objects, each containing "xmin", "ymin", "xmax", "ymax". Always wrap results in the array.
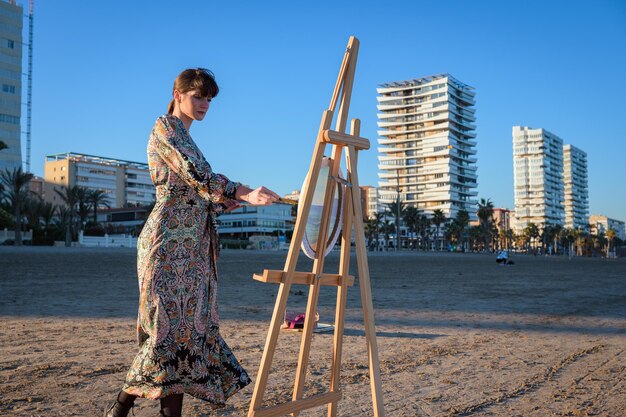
[{"xmin": 248, "ymin": 36, "xmax": 385, "ymax": 417}]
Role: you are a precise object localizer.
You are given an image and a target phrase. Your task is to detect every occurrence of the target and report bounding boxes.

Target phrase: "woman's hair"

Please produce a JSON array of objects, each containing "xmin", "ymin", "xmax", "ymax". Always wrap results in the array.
[{"xmin": 167, "ymin": 68, "xmax": 219, "ymax": 114}]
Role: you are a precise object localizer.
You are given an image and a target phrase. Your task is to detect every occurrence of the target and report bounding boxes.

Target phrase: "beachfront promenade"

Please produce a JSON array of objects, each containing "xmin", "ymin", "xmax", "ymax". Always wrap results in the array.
[{"xmin": 0, "ymin": 247, "xmax": 624, "ymax": 416}]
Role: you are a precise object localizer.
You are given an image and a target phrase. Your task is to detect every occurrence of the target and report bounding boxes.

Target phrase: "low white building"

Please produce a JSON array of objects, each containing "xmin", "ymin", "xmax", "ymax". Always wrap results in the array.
[
  {"xmin": 217, "ymin": 202, "xmax": 293, "ymax": 238},
  {"xmin": 589, "ymin": 215, "xmax": 626, "ymax": 241}
]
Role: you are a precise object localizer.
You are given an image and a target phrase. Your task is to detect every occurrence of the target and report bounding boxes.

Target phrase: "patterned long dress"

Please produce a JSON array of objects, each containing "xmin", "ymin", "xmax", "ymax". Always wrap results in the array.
[{"xmin": 123, "ymin": 114, "xmax": 250, "ymax": 406}]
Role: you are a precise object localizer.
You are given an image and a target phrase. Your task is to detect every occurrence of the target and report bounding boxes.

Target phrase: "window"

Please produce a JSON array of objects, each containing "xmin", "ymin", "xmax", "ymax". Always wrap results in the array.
[
  {"xmin": 0, "ymin": 113, "xmax": 19, "ymax": 124},
  {"xmin": 2, "ymin": 84, "xmax": 16, "ymax": 94},
  {"xmin": 7, "ymin": 40, "xmax": 14, "ymax": 49}
]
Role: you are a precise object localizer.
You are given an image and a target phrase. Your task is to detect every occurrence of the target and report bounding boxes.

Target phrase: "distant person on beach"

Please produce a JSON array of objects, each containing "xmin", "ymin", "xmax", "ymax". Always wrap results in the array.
[
  {"xmin": 496, "ymin": 250, "xmax": 514, "ymax": 265},
  {"xmin": 104, "ymin": 68, "xmax": 280, "ymax": 417}
]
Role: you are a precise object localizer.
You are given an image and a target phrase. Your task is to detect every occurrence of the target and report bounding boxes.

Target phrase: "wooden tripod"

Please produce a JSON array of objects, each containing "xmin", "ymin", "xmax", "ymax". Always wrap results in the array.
[{"xmin": 248, "ymin": 36, "xmax": 384, "ymax": 417}]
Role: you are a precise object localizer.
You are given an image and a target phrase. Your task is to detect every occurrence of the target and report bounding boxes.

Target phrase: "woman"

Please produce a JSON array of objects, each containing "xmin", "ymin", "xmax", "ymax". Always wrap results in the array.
[{"xmin": 105, "ymin": 68, "xmax": 280, "ymax": 417}]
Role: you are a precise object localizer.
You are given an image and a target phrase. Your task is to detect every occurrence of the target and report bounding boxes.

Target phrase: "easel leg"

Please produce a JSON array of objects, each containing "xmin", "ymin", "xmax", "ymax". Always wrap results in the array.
[
  {"xmin": 328, "ymin": 188, "xmax": 353, "ymax": 416},
  {"xmin": 328, "ymin": 119, "xmax": 359, "ymax": 416},
  {"xmin": 346, "ymin": 145, "xmax": 385, "ymax": 416},
  {"xmin": 248, "ymin": 112, "xmax": 334, "ymax": 417},
  {"xmin": 292, "ymin": 146, "xmax": 343, "ymax": 415}
]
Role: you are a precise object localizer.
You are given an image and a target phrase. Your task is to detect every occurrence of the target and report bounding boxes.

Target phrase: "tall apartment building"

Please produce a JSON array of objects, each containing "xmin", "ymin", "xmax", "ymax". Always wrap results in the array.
[
  {"xmin": 0, "ymin": 0, "xmax": 23, "ymax": 172},
  {"xmin": 44, "ymin": 152, "xmax": 155, "ymax": 208},
  {"xmin": 563, "ymin": 144, "xmax": 589, "ymax": 229},
  {"xmin": 512, "ymin": 126, "xmax": 564, "ymax": 232},
  {"xmin": 377, "ymin": 74, "xmax": 478, "ymax": 220}
]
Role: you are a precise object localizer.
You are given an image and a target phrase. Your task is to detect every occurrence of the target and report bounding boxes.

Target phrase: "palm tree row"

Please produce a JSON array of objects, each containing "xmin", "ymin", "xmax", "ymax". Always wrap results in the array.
[
  {"xmin": 0, "ymin": 167, "xmax": 111, "ymax": 246},
  {"xmin": 363, "ymin": 195, "xmax": 623, "ymax": 257},
  {"xmin": 0, "ymin": 167, "xmax": 33, "ymax": 245},
  {"xmin": 364, "ymin": 202, "xmax": 470, "ymax": 251}
]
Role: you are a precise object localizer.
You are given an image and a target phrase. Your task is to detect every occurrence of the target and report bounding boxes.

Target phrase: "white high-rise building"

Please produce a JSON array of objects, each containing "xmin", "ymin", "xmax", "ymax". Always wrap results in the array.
[
  {"xmin": 563, "ymin": 144, "xmax": 589, "ymax": 229},
  {"xmin": 376, "ymin": 74, "xmax": 478, "ymax": 220},
  {"xmin": 0, "ymin": 0, "xmax": 23, "ymax": 172},
  {"xmin": 512, "ymin": 126, "xmax": 564, "ymax": 232}
]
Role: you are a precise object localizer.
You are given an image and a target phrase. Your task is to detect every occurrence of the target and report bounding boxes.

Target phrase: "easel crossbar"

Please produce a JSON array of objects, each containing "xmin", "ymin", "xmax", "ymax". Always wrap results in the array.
[
  {"xmin": 253, "ymin": 270, "xmax": 355, "ymax": 286},
  {"xmin": 321, "ymin": 129, "xmax": 370, "ymax": 150},
  {"xmin": 250, "ymin": 391, "xmax": 342, "ymax": 417}
]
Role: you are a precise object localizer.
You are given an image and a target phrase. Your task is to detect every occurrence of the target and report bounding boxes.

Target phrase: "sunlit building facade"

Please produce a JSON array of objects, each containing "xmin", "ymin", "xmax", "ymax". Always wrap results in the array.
[
  {"xmin": 0, "ymin": 0, "xmax": 23, "ymax": 172},
  {"xmin": 563, "ymin": 144, "xmax": 589, "ymax": 229},
  {"xmin": 376, "ymin": 74, "xmax": 478, "ymax": 220},
  {"xmin": 512, "ymin": 126, "xmax": 564, "ymax": 232},
  {"xmin": 361, "ymin": 185, "xmax": 380, "ymax": 220},
  {"xmin": 44, "ymin": 152, "xmax": 155, "ymax": 208},
  {"xmin": 589, "ymin": 215, "xmax": 625, "ymax": 241}
]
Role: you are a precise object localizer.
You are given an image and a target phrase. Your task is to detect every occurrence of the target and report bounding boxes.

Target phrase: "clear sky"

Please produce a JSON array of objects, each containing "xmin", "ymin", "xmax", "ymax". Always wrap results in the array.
[{"xmin": 23, "ymin": 0, "xmax": 626, "ymax": 221}]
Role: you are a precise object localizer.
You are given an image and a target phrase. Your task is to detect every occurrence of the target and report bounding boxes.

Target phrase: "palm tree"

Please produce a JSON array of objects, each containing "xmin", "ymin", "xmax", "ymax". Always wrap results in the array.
[
  {"xmin": 497, "ymin": 228, "xmax": 507, "ymax": 251},
  {"xmin": 418, "ymin": 214, "xmax": 431, "ymax": 250},
  {"xmin": 381, "ymin": 219, "xmax": 394, "ymax": 250},
  {"xmin": 477, "ymin": 198, "xmax": 494, "ymax": 252},
  {"xmin": 455, "ymin": 209, "xmax": 470, "ymax": 251},
  {"xmin": 432, "ymin": 209, "xmax": 446, "ymax": 251},
  {"xmin": 402, "ymin": 206, "xmax": 420, "ymax": 249},
  {"xmin": 550, "ymin": 224, "xmax": 563, "ymax": 255},
  {"xmin": 55, "ymin": 186, "xmax": 80, "ymax": 247},
  {"xmin": 364, "ymin": 218, "xmax": 375, "ymax": 248},
  {"xmin": 552, "ymin": 224, "xmax": 563, "ymax": 255},
  {"xmin": 0, "ymin": 167, "xmax": 34, "ymax": 246},
  {"xmin": 386, "ymin": 200, "xmax": 406, "ymax": 251},
  {"xmin": 444, "ymin": 218, "xmax": 463, "ymax": 251},
  {"xmin": 39, "ymin": 201, "xmax": 57, "ymax": 238},
  {"xmin": 373, "ymin": 211, "xmax": 384, "ymax": 250},
  {"xmin": 364, "ymin": 212, "xmax": 385, "ymax": 250},
  {"xmin": 87, "ymin": 189, "xmax": 110, "ymax": 223},
  {"xmin": 573, "ymin": 227, "xmax": 586, "ymax": 257},
  {"xmin": 606, "ymin": 228, "xmax": 616, "ymax": 258},
  {"xmin": 468, "ymin": 225, "xmax": 482, "ymax": 251},
  {"xmin": 523, "ymin": 222, "xmax": 540, "ymax": 254},
  {"xmin": 74, "ymin": 187, "xmax": 92, "ymax": 230},
  {"xmin": 23, "ymin": 196, "xmax": 42, "ymax": 232}
]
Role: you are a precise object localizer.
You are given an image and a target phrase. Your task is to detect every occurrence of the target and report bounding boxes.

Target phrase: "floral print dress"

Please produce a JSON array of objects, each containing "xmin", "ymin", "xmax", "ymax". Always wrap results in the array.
[{"xmin": 123, "ymin": 114, "xmax": 250, "ymax": 406}]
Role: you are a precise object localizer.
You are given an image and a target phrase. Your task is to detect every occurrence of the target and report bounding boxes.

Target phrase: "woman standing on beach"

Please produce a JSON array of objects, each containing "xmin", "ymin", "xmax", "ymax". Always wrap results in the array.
[{"xmin": 105, "ymin": 68, "xmax": 280, "ymax": 417}]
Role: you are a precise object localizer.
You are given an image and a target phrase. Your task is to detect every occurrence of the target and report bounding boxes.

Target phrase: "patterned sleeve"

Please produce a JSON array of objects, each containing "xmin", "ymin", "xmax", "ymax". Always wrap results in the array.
[{"xmin": 152, "ymin": 116, "xmax": 241, "ymax": 202}]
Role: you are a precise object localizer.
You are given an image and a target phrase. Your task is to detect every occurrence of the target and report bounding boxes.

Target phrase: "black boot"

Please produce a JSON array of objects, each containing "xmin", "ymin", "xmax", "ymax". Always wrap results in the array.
[
  {"xmin": 103, "ymin": 400, "xmax": 133, "ymax": 417},
  {"xmin": 159, "ymin": 411, "xmax": 181, "ymax": 417}
]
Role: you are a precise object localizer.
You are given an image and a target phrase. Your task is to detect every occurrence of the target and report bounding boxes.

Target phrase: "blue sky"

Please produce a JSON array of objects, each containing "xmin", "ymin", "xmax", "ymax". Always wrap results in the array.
[{"xmin": 22, "ymin": 0, "xmax": 626, "ymax": 221}]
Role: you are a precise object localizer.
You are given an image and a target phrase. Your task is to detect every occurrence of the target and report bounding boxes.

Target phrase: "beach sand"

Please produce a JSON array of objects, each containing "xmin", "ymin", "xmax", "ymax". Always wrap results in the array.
[{"xmin": 1, "ymin": 247, "xmax": 624, "ymax": 416}]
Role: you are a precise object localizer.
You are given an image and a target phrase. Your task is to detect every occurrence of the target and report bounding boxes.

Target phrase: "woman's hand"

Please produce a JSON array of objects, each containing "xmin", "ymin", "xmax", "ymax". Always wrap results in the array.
[{"xmin": 236, "ymin": 186, "xmax": 281, "ymax": 206}]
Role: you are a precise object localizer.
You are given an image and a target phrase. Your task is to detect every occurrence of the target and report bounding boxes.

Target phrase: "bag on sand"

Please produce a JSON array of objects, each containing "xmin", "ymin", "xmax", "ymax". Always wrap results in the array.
[{"xmin": 283, "ymin": 309, "xmax": 319, "ymax": 329}]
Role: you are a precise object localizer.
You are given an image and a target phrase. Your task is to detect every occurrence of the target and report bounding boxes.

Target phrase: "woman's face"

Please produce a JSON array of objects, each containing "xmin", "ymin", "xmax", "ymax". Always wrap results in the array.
[{"xmin": 175, "ymin": 89, "xmax": 211, "ymax": 122}]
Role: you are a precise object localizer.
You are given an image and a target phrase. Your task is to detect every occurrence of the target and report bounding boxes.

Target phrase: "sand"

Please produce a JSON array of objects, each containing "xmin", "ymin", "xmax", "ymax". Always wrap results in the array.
[{"xmin": 0, "ymin": 247, "xmax": 624, "ymax": 416}]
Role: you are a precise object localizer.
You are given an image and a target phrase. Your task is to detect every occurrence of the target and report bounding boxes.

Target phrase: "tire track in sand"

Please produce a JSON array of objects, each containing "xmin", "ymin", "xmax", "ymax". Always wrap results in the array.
[{"xmin": 445, "ymin": 344, "xmax": 605, "ymax": 416}]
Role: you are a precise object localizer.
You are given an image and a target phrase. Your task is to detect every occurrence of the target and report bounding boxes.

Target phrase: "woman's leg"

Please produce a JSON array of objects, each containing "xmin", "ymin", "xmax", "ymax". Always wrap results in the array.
[
  {"xmin": 160, "ymin": 393, "xmax": 184, "ymax": 417},
  {"xmin": 103, "ymin": 390, "xmax": 136, "ymax": 417},
  {"xmin": 116, "ymin": 390, "xmax": 136, "ymax": 407}
]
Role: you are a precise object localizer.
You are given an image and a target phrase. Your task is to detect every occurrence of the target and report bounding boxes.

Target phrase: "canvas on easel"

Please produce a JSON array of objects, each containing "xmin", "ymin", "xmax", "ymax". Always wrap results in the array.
[{"xmin": 248, "ymin": 36, "xmax": 385, "ymax": 417}]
